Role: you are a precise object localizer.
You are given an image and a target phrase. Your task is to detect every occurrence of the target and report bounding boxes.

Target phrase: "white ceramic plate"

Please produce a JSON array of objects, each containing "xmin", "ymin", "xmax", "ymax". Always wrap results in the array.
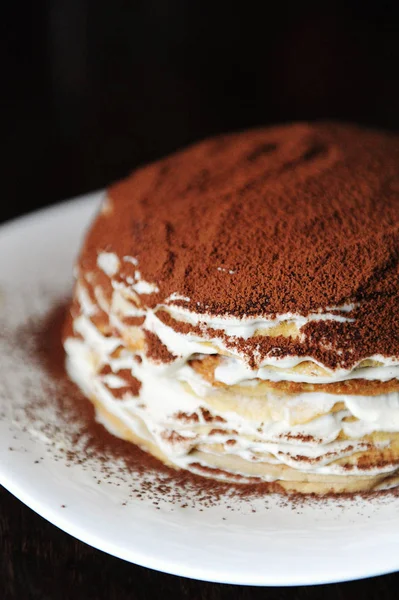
[{"xmin": 1, "ymin": 192, "xmax": 399, "ymax": 587}]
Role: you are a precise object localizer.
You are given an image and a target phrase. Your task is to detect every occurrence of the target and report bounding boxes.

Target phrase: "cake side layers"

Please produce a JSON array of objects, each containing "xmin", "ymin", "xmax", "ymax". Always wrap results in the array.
[
  {"xmin": 63, "ymin": 271, "xmax": 399, "ymax": 493},
  {"xmin": 64, "ymin": 305, "xmax": 399, "ymax": 493}
]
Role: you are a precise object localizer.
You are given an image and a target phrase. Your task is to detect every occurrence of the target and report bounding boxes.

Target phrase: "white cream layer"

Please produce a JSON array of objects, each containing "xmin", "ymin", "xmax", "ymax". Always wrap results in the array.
[{"xmin": 111, "ymin": 289, "xmax": 399, "ymax": 385}]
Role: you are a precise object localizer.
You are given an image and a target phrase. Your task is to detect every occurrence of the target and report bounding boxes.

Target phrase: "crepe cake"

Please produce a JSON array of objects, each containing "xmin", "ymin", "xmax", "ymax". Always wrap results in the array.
[{"xmin": 63, "ymin": 123, "xmax": 399, "ymax": 494}]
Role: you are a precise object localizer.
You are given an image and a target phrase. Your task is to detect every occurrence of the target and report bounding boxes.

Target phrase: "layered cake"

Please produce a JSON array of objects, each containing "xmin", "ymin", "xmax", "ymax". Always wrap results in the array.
[{"xmin": 64, "ymin": 123, "xmax": 399, "ymax": 494}]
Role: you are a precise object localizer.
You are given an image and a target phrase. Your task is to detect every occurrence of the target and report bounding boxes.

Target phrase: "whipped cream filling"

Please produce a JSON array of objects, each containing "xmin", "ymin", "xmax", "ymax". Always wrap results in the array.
[
  {"xmin": 65, "ymin": 311, "xmax": 399, "ymax": 482},
  {"xmin": 137, "ymin": 299, "xmax": 399, "ymax": 384},
  {"xmin": 164, "ymin": 302, "xmax": 357, "ymax": 338},
  {"xmin": 213, "ymin": 356, "xmax": 399, "ymax": 385},
  {"xmin": 76, "ymin": 275, "xmax": 399, "ymax": 383},
  {"xmin": 97, "ymin": 252, "xmax": 120, "ymax": 277}
]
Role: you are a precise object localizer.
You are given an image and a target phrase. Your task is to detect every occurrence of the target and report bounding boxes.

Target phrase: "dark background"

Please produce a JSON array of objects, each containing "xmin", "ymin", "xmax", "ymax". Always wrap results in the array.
[
  {"xmin": 1, "ymin": 1, "xmax": 399, "ymax": 598},
  {"xmin": 2, "ymin": 0, "xmax": 399, "ymax": 223}
]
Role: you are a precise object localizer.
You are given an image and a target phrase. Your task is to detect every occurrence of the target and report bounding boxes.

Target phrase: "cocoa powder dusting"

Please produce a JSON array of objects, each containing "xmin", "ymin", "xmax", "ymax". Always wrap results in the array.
[
  {"xmin": 144, "ymin": 330, "xmax": 176, "ymax": 363},
  {"xmin": 111, "ymin": 368, "xmax": 142, "ymax": 397},
  {"xmin": 78, "ymin": 123, "xmax": 399, "ymax": 370}
]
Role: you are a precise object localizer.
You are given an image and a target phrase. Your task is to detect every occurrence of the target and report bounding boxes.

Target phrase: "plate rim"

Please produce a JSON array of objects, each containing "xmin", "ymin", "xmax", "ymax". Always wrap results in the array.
[
  {"xmin": 1, "ymin": 193, "xmax": 399, "ymax": 587},
  {"xmin": 2, "ymin": 464, "xmax": 397, "ymax": 587}
]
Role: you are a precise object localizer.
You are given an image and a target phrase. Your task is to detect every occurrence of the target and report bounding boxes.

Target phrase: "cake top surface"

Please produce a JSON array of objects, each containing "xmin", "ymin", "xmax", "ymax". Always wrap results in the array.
[{"xmin": 83, "ymin": 122, "xmax": 399, "ymax": 322}]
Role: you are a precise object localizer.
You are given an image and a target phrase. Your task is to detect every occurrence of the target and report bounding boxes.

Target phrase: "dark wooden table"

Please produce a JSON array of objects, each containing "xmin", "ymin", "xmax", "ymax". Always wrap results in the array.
[{"xmin": 2, "ymin": 1, "xmax": 398, "ymax": 597}]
